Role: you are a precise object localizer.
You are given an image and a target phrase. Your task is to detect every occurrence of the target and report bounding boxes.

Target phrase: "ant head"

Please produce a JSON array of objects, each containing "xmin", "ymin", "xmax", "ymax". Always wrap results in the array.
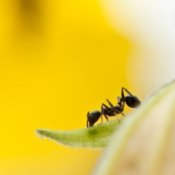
[{"xmin": 125, "ymin": 96, "xmax": 141, "ymax": 108}]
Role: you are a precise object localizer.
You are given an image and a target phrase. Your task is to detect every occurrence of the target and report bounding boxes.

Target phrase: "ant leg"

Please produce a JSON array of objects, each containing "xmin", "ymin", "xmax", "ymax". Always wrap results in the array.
[
  {"xmin": 117, "ymin": 96, "xmax": 123, "ymax": 105},
  {"xmin": 101, "ymin": 103, "xmax": 110, "ymax": 111},
  {"xmin": 106, "ymin": 99, "xmax": 115, "ymax": 108},
  {"xmin": 100, "ymin": 114, "xmax": 103, "ymax": 123},
  {"xmin": 104, "ymin": 114, "xmax": 109, "ymax": 121},
  {"xmin": 101, "ymin": 104, "xmax": 109, "ymax": 121},
  {"xmin": 87, "ymin": 112, "xmax": 90, "ymax": 127},
  {"xmin": 119, "ymin": 89, "xmax": 127, "ymax": 111}
]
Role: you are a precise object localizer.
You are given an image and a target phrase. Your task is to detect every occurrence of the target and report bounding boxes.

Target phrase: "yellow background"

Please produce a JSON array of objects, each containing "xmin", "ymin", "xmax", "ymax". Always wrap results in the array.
[{"xmin": 0, "ymin": 0, "xmax": 133, "ymax": 174}]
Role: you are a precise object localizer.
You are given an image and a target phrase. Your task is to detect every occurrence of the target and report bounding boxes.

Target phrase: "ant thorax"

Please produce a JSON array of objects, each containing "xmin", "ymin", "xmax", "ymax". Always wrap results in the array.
[{"xmin": 114, "ymin": 105, "xmax": 124, "ymax": 114}]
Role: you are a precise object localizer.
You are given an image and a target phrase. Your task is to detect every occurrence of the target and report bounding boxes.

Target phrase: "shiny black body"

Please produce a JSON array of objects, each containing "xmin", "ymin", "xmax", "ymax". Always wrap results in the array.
[
  {"xmin": 86, "ymin": 111, "xmax": 101, "ymax": 127},
  {"xmin": 86, "ymin": 87, "xmax": 141, "ymax": 127}
]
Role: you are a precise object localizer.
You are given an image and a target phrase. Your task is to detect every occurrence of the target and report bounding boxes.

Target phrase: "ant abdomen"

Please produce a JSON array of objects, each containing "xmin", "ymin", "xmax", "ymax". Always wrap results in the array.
[
  {"xmin": 125, "ymin": 96, "xmax": 141, "ymax": 108},
  {"xmin": 87, "ymin": 111, "xmax": 101, "ymax": 127}
]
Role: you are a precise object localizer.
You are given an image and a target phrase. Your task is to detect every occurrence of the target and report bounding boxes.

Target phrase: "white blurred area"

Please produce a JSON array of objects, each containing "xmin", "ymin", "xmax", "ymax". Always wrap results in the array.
[{"xmin": 100, "ymin": 0, "xmax": 175, "ymax": 96}]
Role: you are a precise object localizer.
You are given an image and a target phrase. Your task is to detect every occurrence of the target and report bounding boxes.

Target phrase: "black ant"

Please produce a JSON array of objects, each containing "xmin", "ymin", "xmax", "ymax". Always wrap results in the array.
[{"xmin": 86, "ymin": 87, "xmax": 141, "ymax": 127}]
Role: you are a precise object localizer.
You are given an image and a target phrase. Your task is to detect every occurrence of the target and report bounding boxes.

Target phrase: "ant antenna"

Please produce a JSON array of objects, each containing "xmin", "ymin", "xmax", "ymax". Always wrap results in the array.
[{"xmin": 122, "ymin": 87, "xmax": 133, "ymax": 96}]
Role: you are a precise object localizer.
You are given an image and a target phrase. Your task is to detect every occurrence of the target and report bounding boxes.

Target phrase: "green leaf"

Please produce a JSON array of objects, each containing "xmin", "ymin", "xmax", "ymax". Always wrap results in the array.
[{"xmin": 37, "ymin": 120, "xmax": 122, "ymax": 148}]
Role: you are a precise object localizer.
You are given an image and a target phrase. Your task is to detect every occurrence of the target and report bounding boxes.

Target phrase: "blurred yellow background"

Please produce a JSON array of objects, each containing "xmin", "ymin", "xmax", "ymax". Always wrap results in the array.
[{"xmin": 0, "ymin": 0, "xmax": 133, "ymax": 174}]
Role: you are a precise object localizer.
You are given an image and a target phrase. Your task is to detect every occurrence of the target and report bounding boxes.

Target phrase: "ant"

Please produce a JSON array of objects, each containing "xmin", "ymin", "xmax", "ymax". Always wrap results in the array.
[{"xmin": 86, "ymin": 87, "xmax": 141, "ymax": 127}]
